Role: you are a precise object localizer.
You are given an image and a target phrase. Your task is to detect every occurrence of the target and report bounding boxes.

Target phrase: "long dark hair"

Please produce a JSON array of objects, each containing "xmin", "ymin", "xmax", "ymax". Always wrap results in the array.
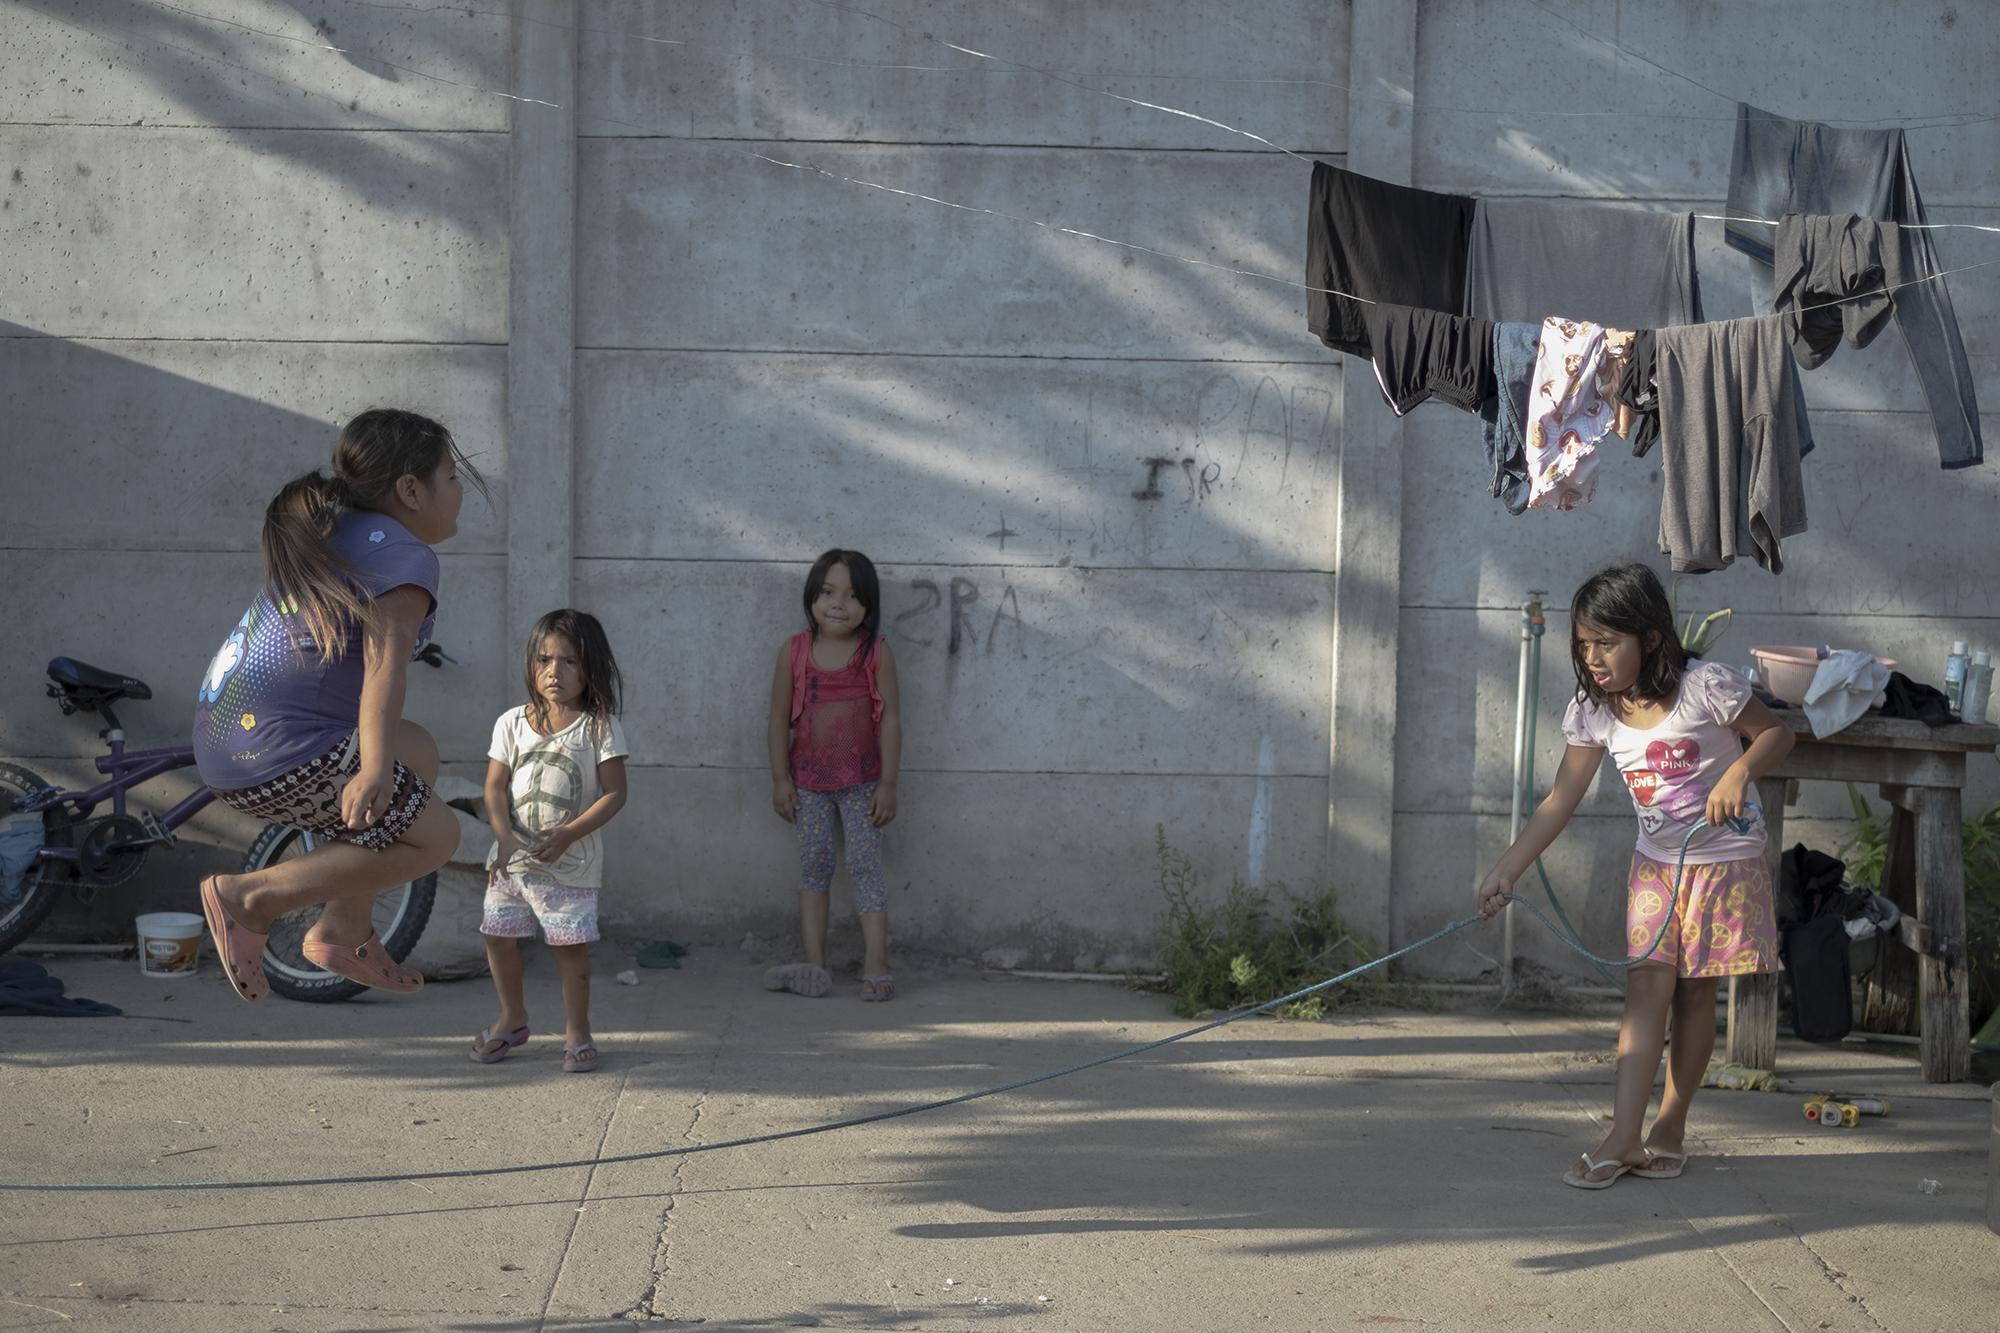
[
  {"xmin": 261, "ymin": 408, "xmax": 485, "ymax": 657},
  {"xmin": 1570, "ymin": 563, "xmax": 1687, "ymax": 709},
  {"xmin": 523, "ymin": 609, "xmax": 623, "ymax": 737},
  {"xmin": 802, "ymin": 549, "xmax": 882, "ymax": 650}
]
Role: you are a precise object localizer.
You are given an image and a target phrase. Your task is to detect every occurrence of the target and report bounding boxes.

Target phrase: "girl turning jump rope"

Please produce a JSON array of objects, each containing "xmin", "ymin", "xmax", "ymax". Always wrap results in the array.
[
  {"xmin": 1478, "ymin": 563, "xmax": 1795, "ymax": 1189},
  {"xmin": 764, "ymin": 550, "xmax": 903, "ymax": 1001},
  {"xmin": 474, "ymin": 610, "xmax": 629, "ymax": 1073},
  {"xmin": 193, "ymin": 409, "xmax": 478, "ymax": 1001}
]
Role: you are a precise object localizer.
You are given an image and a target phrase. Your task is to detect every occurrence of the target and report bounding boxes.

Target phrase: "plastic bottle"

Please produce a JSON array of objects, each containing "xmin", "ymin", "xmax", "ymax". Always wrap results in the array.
[
  {"xmin": 1944, "ymin": 640, "xmax": 1970, "ymax": 712},
  {"xmin": 1961, "ymin": 650, "xmax": 1993, "ymax": 724}
]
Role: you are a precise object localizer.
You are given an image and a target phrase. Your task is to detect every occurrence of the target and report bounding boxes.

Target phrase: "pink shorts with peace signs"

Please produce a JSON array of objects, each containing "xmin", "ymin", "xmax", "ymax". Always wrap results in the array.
[{"xmin": 1626, "ymin": 853, "xmax": 1777, "ymax": 978}]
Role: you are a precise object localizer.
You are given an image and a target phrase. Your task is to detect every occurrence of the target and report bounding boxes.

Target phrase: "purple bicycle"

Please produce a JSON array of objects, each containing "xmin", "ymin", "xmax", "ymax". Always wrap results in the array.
[{"xmin": 0, "ymin": 647, "xmax": 453, "ymax": 1001}]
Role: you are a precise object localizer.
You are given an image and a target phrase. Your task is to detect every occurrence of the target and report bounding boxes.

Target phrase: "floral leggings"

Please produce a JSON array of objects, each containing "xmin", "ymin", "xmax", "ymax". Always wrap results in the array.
[{"xmin": 796, "ymin": 781, "xmax": 886, "ymax": 913}]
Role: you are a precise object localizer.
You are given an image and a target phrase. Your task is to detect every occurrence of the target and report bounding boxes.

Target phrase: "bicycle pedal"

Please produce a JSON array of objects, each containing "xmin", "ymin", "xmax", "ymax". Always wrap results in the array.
[{"xmin": 137, "ymin": 810, "xmax": 176, "ymax": 848}]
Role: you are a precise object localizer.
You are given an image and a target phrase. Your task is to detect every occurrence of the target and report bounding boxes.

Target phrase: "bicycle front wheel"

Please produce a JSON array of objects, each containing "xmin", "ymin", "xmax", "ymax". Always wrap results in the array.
[
  {"xmin": 241, "ymin": 823, "xmax": 437, "ymax": 1003},
  {"xmin": 0, "ymin": 763, "xmax": 66, "ymax": 956}
]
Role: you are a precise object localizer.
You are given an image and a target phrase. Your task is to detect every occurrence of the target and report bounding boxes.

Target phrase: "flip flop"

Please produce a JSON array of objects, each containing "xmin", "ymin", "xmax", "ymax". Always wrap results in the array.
[
  {"xmin": 199, "ymin": 876, "xmax": 269, "ymax": 1002},
  {"xmin": 470, "ymin": 1025, "xmax": 530, "ymax": 1064},
  {"xmin": 1633, "ymin": 1149, "xmax": 1688, "ymax": 1179},
  {"xmin": 301, "ymin": 930, "xmax": 424, "ymax": 994},
  {"xmin": 562, "ymin": 1042, "xmax": 599, "ymax": 1074},
  {"xmin": 761, "ymin": 963, "xmax": 832, "ymax": 998},
  {"xmin": 1562, "ymin": 1154, "xmax": 1638, "ymax": 1190},
  {"xmin": 860, "ymin": 974, "xmax": 896, "ymax": 1002}
]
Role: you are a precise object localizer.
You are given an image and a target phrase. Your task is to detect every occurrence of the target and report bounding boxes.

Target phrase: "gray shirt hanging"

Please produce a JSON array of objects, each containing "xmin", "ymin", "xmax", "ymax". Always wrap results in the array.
[{"xmin": 1461, "ymin": 198, "xmax": 1703, "ymax": 330}]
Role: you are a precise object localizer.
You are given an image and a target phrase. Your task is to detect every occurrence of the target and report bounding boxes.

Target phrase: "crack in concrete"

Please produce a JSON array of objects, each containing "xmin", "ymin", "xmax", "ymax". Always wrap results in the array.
[
  {"xmin": 1733, "ymin": 1172, "xmax": 1894, "ymax": 1333},
  {"xmin": 1506, "ymin": 1023, "xmax": 1794, "ymax": 1329},
  {"xmin": 630, "ymin": 1003, "xmax": 739, "ymax": 1323},
  {"xmin": 535, "ymin": 1067, "xmax": 636, "ymax": 1333}
]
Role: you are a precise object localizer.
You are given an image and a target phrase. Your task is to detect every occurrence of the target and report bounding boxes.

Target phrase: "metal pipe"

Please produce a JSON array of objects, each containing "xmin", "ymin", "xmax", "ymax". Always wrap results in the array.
[{"xmin": 1503, "ymin": 591, "xmax": 1546, "ymax": 991}]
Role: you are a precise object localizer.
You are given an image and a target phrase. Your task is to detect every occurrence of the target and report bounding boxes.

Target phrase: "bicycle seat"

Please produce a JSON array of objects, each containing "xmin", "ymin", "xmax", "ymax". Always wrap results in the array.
[{"xmin": 47, "ymin": 657, "xmax": 152, "ymax": 703}]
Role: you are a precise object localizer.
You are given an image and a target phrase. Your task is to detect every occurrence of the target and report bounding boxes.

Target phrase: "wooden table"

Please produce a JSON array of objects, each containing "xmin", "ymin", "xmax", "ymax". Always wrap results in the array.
[{"xmin": 1725, "ymin": 710, "xmax": 1999, "ymax": 1083}]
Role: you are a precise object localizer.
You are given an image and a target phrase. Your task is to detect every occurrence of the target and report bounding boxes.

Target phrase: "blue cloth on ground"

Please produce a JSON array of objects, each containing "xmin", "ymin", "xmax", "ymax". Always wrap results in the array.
[{"xmin": 0, "ymin": 960, "xmax": 122, "ymax": 1017}]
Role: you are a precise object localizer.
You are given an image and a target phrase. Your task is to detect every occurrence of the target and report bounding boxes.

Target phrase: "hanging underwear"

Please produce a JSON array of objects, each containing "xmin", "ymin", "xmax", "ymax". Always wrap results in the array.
[
  {"xmin": 1772, "ymin": 213, "xmax": 1897, "ymax": 369},
  {"xmin": 1361, "ymin": 304, "xmax": 1495, "ymax": 417}
]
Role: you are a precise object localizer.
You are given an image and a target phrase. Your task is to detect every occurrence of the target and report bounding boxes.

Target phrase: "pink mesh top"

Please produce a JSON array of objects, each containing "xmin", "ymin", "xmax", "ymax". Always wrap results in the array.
[{"xmin": 787, "ymin": 631, "xmax": 885, "ymax": 792}]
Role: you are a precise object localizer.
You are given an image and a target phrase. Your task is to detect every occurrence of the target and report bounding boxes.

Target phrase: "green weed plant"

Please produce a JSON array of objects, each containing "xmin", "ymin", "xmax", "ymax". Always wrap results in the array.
[{"xmin": 1149, "ymin": 827, "xmax": 1420, "ymax": 1019}]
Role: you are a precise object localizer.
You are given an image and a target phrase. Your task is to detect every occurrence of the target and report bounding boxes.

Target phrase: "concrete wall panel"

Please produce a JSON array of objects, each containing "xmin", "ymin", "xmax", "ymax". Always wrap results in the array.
[
  {"xmin": 574, "ymin": 350, "xmax": 1339, "ymax": 570},
  {"xmin": 576, "ymin": 140, "xmax": 1320, "ymax": 360},
  {"xmin": 0, "ymin": 126, "xmax": 507, "ymax": 341},
  {"xmin": 0, "ymin": 334, "xmax": 508, "ymax": 555},
  {"xmin": 600, "ymin": 767, "xmax": 1334, "ymax": 960},
  {"xmin": 573, "ymin": 559, "xmax": 1330, "ymax": 776},
  {"xmin": 1415, "ymin": 1, "xmax": 2000, "ymax": 205},
  {"xmin": 0, "ymin": 0, "xmax": 512, "ymax": 131},
  {"xmin": 580, "ymin": 0, "xmax": 1348, "ymax": 153}
]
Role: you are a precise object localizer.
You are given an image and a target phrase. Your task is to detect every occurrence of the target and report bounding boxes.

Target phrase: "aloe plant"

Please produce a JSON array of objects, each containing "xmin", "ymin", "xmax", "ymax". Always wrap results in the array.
[{"xmin": 1681, "ymin": 607, "xmax": 1733, "ymax": 657}]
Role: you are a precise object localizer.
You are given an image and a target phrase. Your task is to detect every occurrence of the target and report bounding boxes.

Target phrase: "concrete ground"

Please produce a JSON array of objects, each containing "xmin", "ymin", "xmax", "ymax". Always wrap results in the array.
[{"xmin": 2, "ymin": 949, "xmax": 1995, "ymax": 1333}]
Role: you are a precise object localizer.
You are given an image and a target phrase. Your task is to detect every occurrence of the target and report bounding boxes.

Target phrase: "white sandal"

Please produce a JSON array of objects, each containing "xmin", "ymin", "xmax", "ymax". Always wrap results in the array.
[
  {"xmin": 1562, "ymin": 1153, "xmax": 1637, "ymax": 1190},
  {"xmin": 1633, "ymin": 1149, "xmax": 1688, "ymax": 1179}
]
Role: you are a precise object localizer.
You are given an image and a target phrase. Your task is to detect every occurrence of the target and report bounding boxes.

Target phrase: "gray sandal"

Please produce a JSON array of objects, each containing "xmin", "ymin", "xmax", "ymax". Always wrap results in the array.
[{"xmin": 762, "ymin": 963, "xmax": 832, "ymax": 997}]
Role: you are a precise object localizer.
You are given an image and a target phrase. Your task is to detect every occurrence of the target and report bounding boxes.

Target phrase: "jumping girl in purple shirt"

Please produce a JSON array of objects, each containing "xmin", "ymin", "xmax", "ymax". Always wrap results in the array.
[{"xmin": 191, "ymin": 409, "xmax": 480, "ymax": 1001}]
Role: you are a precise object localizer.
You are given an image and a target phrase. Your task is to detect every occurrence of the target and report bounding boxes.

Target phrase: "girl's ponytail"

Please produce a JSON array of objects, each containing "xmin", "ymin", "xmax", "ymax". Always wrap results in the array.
[
  {"xmin": 258, "ymin": 407, "xmax": 483, "ymax": 658},
  {"xmin": 261, "ymin": 470, "xmax": 367, "ymax": 657}
]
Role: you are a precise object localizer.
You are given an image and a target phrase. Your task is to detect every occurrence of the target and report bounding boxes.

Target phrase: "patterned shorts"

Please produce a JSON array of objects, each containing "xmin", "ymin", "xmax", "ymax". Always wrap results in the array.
[
  {"xmin": 1627, "ymin": 852, "xmax": 1777, "ymax": 979},
  {"xmin": 212, "ymin": 731, "xmax": 432, "ymax": 853},
  {"xmin": 481, "ymin": 869, "xmax": 599, "ymax": 946}
]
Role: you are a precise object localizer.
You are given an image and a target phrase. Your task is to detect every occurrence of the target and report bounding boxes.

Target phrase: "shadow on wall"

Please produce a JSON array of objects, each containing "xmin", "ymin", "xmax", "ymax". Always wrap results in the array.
[{"xmin": 0, "ymin": 323, "xmax": 350, "ymax": 940}]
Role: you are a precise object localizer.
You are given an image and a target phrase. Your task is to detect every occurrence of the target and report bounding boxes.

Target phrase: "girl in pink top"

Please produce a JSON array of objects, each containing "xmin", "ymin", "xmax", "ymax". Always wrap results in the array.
[
  {"xmin": 764, "ymin": 550, "xmax": 904, "ymax": 1001},
  {"xmin": 1477, "ymin": 564, "xmax": 1794, "ymax": 1190}
]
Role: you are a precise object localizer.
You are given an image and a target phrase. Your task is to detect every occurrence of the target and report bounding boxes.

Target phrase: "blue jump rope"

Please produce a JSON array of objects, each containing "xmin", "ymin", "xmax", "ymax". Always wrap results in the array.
[{"xmin": 0, "ymin": 803, "xmax": 1749, "ymax": 1194}]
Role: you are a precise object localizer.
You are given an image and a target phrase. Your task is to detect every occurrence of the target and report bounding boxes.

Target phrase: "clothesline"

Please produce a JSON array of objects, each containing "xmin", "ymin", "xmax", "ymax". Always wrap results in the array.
[
  {"xmin": 754, "ymin": 151, "xmax": 2000, "ymax": 321},
  {"xmin": 1694, "ymin": 213, "xmax": 2000, "ymax": 234}
]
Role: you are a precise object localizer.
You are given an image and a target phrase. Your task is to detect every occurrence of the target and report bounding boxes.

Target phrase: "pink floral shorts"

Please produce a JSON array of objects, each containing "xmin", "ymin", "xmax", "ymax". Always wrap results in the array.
[
  {"xmin": 1626, "ymin": 852, "xmax": 1776, "ymax": 978},
  {"xmin": 480, "ymin": 870, "xmax": 599, "ymax": 947}
]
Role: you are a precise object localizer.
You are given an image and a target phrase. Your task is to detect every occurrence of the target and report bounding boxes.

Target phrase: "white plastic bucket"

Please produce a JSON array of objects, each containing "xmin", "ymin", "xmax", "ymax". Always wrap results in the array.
[{"xmin": 135, "ymin": 911, "xmax": 203, "ymax": 978}]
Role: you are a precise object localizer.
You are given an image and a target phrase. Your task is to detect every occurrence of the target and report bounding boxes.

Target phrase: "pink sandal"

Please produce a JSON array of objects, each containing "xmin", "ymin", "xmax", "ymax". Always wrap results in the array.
[
  {"xmin": 860, "ymin": 974, "xmax": 896, "ymax": 1002},
  {"xmin": 471, "ymin": 1025, "xmax": 530, "ymax": 1063},
  {"xmin": 199, "ymin": 876, "xmax": 269, "ymax": 1002},
  {"xmin": 301, "ymin": 931, "xmax": 424, "ymax": 994}
]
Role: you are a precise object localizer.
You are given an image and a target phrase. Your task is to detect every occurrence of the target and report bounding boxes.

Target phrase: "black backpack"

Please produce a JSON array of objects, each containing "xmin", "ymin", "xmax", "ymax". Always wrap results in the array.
[{"xmin": 1778, "ymin": 843, "xmax": 1854, "ymax": 1042}]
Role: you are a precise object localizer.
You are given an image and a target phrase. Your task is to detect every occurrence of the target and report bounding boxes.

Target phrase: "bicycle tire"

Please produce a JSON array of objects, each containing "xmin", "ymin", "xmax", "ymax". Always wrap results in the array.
[
  {"xmin": 0, "ymin": 763, "xmax": 66, "ymax": 957},
  {"xmin": 240, "ymin": 823, "xmax": 436, "ymax": 1003}
]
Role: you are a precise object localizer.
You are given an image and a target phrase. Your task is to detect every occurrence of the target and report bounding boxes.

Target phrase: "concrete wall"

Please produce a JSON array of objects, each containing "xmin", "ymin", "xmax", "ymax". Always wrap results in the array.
[
  {"xmin": 4, "ymin": 1, "xmax": 1995, "ymax": 978},
  {"xmin": 569, "ymin": 0, "xmax": 1349, "ymax": 960}
]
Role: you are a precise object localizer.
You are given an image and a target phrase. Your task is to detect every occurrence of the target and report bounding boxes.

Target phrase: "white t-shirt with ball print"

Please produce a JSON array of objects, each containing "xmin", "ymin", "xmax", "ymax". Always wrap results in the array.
[
  {"xmin": 1561, "ymin": 661, "xmax": 1768, "ymax": 865},
  {"xmin": 486, "ymin": 706, "xmax": 630, "ymax": 890}
]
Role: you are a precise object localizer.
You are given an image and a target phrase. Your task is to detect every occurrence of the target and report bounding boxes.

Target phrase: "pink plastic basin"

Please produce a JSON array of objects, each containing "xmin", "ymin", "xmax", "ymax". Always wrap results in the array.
[{"xmin": 1751, "ymin": 645, "xmax": 1898, "ymax": 707}]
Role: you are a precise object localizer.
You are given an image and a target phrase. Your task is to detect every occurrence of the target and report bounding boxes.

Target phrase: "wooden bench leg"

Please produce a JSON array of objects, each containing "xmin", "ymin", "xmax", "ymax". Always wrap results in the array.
[
  {"xmin": 1914, "ymin": 788, "xmax": 1970, "ymax": 1083},
  {"xmin": 1861, "ymin": 791, "xmax": 1919, "ymax": 1034},
  {"xmin": 1726, "ymin": 792, "xmax": 1786, "ymax": 1071}
]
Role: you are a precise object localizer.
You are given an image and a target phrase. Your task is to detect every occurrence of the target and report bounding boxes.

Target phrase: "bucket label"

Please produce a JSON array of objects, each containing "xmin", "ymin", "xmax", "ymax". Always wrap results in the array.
[{"xmin": 140, "ymin": 936, "xmax": 199, "ymax": 974}]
